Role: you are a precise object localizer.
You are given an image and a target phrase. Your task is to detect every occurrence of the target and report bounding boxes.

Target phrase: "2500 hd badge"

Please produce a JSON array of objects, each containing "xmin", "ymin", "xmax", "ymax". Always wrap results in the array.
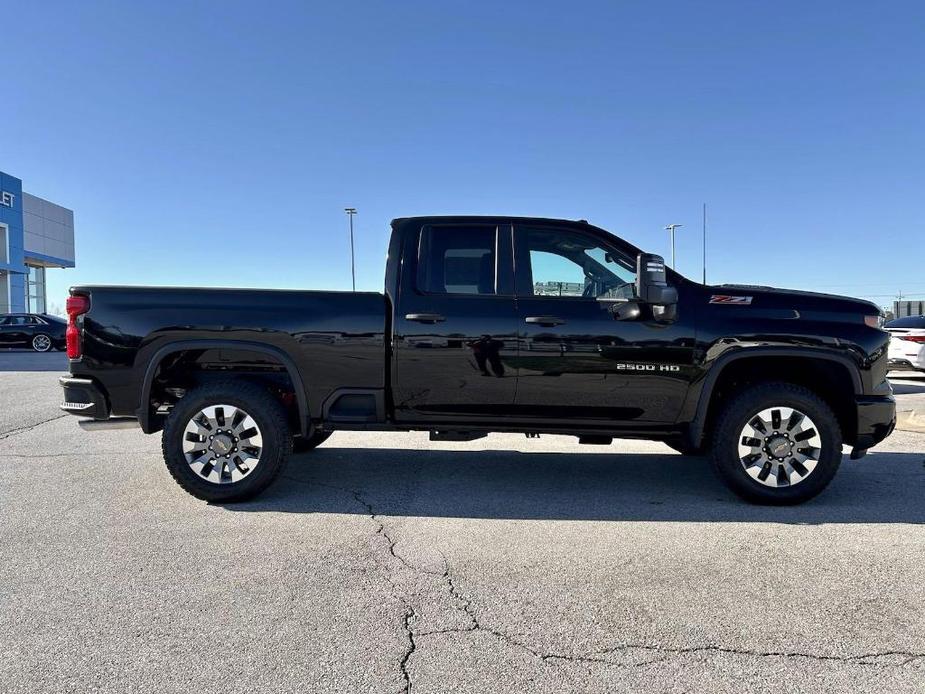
[{"xmin": 615, "ymin": 363, "xmax": 682, "ymax": 372}]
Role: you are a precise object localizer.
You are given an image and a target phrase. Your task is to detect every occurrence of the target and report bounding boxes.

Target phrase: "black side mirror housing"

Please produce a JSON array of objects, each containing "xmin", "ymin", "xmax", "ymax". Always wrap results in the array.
[
  {"xmin": 636, "ymin": 253, "xmax": 678, "ymax": 321},
  {"xmin": 636, "ymin": 254, "xmax": 678, "ymax": 304}
]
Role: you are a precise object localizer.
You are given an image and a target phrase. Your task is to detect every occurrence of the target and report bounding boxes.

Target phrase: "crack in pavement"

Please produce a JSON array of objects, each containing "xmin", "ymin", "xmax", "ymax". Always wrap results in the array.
[
  {"xmin": 282, "ymin": 475, "xmax": 426, "ymax": 692},
  {"xmin": 285, "ymin": 472, "xmax": 925, "ymax": 689},
  {"xmin": 540, "ymin": 643, "xmax": 925, "ymax": 669},
  {"xmin": 398, "ymin": 608, "xmax": 417, "ymax": 694},
  {"xmin": 0, "ymin": 413, "xmax": 68, "ymax": 441}
]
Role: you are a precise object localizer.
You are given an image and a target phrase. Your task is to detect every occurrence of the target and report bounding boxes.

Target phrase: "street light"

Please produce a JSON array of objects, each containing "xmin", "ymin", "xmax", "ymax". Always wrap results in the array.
[
  {"xmin": 663, "ymin": 223, "xmax": 683, "ymax": 269},
  {"xmin": 344, "ymin": 208, "xmax": 357, "ymax": 292}
]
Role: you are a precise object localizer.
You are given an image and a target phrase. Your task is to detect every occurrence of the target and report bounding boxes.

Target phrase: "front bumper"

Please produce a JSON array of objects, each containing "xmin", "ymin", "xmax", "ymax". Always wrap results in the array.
[
  {"xmin": 853, "ymin": 395, "xmax": 896, "ymax": 450},
  {"xmin": 59, "ymin": 375, "xmax": 110, "ymax": 420}
]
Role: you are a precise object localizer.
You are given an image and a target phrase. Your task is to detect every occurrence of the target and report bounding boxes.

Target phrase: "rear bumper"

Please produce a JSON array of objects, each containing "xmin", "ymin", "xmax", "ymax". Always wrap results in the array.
[
  {"xmin": 854, "ymin": 395, "xmax": 896, "ymax": 450},
  {"xmin": 59, "ymin": 375, "xmax": 110, "ymax": 420}
]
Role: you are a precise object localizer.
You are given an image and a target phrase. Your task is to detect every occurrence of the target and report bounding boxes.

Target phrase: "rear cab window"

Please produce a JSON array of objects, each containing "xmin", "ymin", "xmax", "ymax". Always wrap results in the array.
[{"xmin": 417, "ymin": 225, "xmax": 499, "ymax": 295}]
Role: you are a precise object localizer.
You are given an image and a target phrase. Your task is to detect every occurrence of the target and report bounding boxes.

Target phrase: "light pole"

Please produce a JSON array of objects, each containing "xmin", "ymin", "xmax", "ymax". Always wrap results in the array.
[
  {"xmin": 664, "ymin": 223, "xmax": 683, "ymax": 269},
  {"xmin": 344, "ymin": 208, "xmax": 357, "ymax": 292}
]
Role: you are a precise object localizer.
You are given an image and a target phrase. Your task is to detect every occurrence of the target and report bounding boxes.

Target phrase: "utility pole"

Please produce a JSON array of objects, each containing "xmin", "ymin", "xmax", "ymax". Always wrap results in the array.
[
  {"xmin": 664, "ymin": 223, "xmax": 683, "ymax": 269},
  {"xmin": 344, "ymin": 208, "xmax": 357, "ymax": 292}
]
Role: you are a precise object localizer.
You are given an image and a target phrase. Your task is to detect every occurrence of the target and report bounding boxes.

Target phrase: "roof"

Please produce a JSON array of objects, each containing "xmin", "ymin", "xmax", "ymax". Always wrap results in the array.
[{"xmin": 392, "ymin": 215, "xmax": 589, "ymax": 226}]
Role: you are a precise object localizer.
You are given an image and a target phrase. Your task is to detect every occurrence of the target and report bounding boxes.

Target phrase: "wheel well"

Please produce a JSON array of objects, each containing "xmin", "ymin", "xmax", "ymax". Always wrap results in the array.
[
  {"xmin": 147, "ymin": 347, "xmax": 303, "ymax": 433},
  {"xmin": 700, "ymin": 356, "xmax": 857, "ymax": 445}
]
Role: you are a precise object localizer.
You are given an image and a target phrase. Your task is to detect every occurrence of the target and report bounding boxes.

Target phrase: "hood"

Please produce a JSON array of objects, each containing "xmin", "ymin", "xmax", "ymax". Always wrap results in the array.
[{"xmin": 708, "ymin": 284, "xmax": 881, "ymax": 316}]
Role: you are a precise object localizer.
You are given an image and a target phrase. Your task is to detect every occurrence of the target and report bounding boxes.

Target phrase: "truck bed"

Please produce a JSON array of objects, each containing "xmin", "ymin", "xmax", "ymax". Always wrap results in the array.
[{"xmin": 68, "ymin": 285, "xmax": 388, "ymax": 425}]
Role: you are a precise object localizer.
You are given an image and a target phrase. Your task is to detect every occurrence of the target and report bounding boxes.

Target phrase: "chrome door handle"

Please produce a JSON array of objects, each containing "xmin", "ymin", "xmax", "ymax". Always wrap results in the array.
[
  {"xmin": 405, "ymin": 313, "xmax": 446, "ymax": 323},
  {"xmin": 525, "ymin": 316, "xmax": 566, "ymax": 327}
]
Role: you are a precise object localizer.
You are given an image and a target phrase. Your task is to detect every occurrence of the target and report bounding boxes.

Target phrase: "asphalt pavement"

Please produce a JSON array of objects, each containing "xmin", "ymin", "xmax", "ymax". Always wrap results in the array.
[{"xmin": 1, "ymin": 352, "xmax": 924, "ymax": 693}]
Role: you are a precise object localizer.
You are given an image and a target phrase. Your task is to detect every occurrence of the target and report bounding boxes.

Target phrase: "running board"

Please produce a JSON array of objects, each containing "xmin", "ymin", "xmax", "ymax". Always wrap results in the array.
[
  {"xmin": 429, "ymin": 430, "xmax": 488, "ymax": 442},
  {"xmin": 578, "ymin": 435, "xmax": 613, "ymax": 445},
  {"xmin": 78, "ymin": 418, "xmax": 141, "ymax": 431}
]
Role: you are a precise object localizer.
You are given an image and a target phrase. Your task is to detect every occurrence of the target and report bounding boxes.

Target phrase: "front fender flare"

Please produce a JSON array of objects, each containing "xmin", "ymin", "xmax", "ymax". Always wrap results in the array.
[{"xmin": 684, "ymin": 347, "xmax": 862, "ymax": 448}]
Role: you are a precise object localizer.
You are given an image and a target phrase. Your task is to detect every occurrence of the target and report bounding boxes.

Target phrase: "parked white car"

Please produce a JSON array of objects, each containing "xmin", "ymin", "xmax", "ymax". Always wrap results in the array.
[{"xmin": 887, "ymin": 315, "xmax": 925, "ymax": 373}]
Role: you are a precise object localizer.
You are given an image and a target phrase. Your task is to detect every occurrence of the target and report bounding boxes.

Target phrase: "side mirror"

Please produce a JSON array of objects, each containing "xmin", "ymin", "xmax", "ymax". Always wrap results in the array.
[
  {"xmin": 636, "ymin": 253, "xmax": 678, "ymax": 306},
  {"xmin": 636, "ymin": 253, "xmax": 678, "ymax": 322}
]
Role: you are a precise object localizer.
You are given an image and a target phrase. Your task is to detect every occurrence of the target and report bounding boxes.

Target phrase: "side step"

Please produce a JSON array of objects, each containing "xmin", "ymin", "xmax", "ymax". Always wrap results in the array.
[
  {"xmin": 578, "ymin": 435, "xmax": 613, "ymax": 445},
  {"xmin": 429, "ymin": 430, "xmax": 488, "ymax": 442},
  {"xmin": 78, "ymin": 417, "xmax": 140, "ymax": 431}
]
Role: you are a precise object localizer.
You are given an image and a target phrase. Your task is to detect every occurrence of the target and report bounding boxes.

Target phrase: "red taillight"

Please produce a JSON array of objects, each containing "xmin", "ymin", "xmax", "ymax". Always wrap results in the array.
[
  {"xmin": 66, "ymin": 294, "xmax": 90, "ymax": 359},
  {"xmin": 899, "ymin": 335, "xmax": 925, "ymax": 343}
]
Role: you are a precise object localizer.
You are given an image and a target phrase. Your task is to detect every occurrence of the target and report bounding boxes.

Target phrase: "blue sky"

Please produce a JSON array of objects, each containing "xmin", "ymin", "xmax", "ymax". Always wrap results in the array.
[{"xmin": 2, "ymin": 1, "xmax": 924, "ymax": 311}]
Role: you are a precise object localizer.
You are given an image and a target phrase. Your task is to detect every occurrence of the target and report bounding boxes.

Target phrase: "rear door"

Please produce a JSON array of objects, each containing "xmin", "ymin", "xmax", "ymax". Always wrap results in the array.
[
  {"xmin": 511, "ymin": 224, "xmax": 696, "ymax": 424},
  {"xmin": 392, "ymin": 221, "xmax": 519, "ymax": 421}
]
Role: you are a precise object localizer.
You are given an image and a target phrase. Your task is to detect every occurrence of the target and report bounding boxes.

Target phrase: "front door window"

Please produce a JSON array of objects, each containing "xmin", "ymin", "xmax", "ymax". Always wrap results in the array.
[{"xmin": 518, "ymin": 227, "xmax": 637, "ymax": 300}]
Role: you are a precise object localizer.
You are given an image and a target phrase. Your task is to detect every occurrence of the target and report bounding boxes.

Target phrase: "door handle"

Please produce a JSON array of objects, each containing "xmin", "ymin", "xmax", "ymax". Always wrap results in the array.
[
  {"xmin": 405, "ymin": 313, "xmax": 446, "ymax": 323},
  {"xmin": 525, "ymin": 315, "xmax": 566, "ymax": 327}
]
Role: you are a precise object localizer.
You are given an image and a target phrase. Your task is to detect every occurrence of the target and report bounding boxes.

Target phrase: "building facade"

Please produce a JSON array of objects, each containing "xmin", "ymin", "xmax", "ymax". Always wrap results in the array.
[
  {"xmin": 894, "ymin": 300, "xmax": 925, "ymax": 319},
  {"xmin": 0, "ymin": 170, "xmax": 75, "ymax": 314}
]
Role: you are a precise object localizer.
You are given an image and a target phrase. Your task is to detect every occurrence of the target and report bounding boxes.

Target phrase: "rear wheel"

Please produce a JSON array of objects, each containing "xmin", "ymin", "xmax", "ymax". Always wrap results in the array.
[
  {"xmin": 711, "ymin": 382, "xmax": 842, "ymax": 505},
  {"xmin": 162, "ymin": 380, "xmax": 291, "ymax": 502},
  {"xmin": 292, "ymin": 430, "xmax": 332, "ymax": 453},
  {"xmin": 32, "ymin": 334, "xmax": 52, "ymax": 352}
]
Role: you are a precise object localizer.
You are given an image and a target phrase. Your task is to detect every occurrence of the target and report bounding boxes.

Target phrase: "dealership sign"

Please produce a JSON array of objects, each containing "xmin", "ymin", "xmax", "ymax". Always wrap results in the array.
[{"xmin": 0, "ymin": 191, "xmax": 14, "ymax": 207}]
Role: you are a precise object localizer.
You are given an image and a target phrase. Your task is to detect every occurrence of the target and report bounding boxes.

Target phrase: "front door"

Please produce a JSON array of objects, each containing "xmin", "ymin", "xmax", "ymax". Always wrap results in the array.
[
  {"xmin": 392, "ymin": 222, "xmax": 519, "ymax": 421},
  {"xmin": 512, "ymin": 224, "xmax": 696, "ymax": 424}
]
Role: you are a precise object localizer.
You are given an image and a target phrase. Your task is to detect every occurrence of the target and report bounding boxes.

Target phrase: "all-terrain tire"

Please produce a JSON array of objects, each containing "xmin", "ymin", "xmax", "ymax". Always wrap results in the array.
[
  {"xmin": 161, "ymin": 380, "xmax": 291, "ymax": 502},
  {"xmin": 711, "ymin": 382, "xmax": 843, "ymax": 505}
]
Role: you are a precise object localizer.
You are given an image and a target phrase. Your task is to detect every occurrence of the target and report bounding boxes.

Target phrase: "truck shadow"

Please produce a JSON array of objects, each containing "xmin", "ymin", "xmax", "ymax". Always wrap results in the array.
[{"xmin": 228, "ymin": 447, "xmax": 925, "ymax": 524}]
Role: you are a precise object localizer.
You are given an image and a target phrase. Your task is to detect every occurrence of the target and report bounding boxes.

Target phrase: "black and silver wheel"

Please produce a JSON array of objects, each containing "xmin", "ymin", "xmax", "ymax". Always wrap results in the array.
[
  {"xmin": 32, "ymin": 334, "xmax": 52, "ymax": 352},
  {"xmin": 162, "ymin": 380, "xmax": 291, "ymax": 502},
  {"xmin": 292, "ymin": 430, "xmax": 332, "ymax": 454},
  {"xmin": 712, "ymin": 382, "xmax": 842, "ymax": 504}
]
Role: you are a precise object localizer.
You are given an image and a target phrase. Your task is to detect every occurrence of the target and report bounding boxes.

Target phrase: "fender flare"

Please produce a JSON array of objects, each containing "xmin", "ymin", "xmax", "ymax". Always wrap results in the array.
[
  {"xmin": 138, "ymin": 339, "xmax": 309, "ymax": 435},
  {"xmin": 686, "ymin": 347, "xmax": 862, "ymax": 447}
]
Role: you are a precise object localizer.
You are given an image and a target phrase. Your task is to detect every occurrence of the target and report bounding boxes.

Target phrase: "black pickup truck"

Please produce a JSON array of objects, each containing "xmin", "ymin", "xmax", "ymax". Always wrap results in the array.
[{"xmin": 60, "ymin": 216, "xmax": 895, "ymax": 505}]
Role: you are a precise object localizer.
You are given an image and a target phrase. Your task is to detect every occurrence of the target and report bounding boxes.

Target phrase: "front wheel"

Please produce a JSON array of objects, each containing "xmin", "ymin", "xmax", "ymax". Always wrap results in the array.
[
  {"xmin": 711, "ymin": 382, "xmax": 843, "ymax": 505},
  {"xmin": 161, "ymin": 380, "xmax": 291, "ymax": 502}
]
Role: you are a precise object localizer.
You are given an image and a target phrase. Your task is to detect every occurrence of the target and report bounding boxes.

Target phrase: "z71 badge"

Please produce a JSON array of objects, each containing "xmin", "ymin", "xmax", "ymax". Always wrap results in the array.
[{"xmin": 709, "ymin": 295, "xmax": 753, "ymax": 305}]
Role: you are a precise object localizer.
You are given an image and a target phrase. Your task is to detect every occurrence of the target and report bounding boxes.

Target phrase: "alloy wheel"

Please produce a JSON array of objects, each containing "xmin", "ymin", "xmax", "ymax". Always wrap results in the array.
[
  {"xmin": 32, "ymin": 334, "xmax": 52, "ymax": 352},
  {"xmin": 737, "ymin": 406, "xmax": 822, "ymax": 488},
  {"xmin": 181, "ymin": 404, "xmax": 263, "ymax": 484}
]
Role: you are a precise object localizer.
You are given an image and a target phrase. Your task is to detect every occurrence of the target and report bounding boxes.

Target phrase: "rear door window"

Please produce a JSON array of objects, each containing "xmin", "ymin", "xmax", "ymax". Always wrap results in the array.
[{"xmin": 417, "ymin": 225, "xmax": 498, "ymax": 295}]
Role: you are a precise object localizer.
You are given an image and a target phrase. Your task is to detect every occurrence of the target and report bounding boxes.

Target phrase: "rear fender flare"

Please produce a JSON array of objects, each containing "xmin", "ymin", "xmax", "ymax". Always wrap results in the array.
[{"xmin": 139, "ymin": 339, "xmax": 309, "ymax": 435}]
